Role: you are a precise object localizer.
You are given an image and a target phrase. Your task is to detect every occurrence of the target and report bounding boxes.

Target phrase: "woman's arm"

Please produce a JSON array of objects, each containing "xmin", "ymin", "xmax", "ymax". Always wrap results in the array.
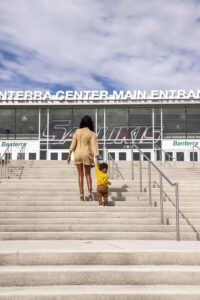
[
  {"xmin": 67, "ymin": 130, "xmax": 77, "ymax": 164},
  {"xmin": 92, "ymin": 133, "xmax": 99, "ymax": 166},
  {"xmin": 67, "ymin": 150, "xmax": 73, "ymax": 164},
  {"xmin": 95, "ymin": 155, "xmax": 99, "ymax": 167}
]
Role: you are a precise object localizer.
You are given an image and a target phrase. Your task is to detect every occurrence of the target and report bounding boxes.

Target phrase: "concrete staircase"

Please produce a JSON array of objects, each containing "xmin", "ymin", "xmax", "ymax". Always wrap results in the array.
[
  {"xmin": 0, "ymin": 240, "xmax": 200, "ymax": 299},
  {"xmin": 0, "ymin": 160, "xmax": 200, "ymax": 298},
  {"xmin": 0, "ymin": 160, "xmax": 197, "ymax": 240}
]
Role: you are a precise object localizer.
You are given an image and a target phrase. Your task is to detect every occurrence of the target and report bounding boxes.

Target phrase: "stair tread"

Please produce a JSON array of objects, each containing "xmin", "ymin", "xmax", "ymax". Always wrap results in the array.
[
  {"xmin": 0, "ymin": 285, "xmax": 200, "ymax": 295},
  {"xmin": 1, "ymin": 265, "xmax": 200, "ymax": 271}
]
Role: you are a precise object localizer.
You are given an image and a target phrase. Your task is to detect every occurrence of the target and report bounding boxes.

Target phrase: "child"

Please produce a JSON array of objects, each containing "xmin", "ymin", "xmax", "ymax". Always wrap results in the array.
[{"xmin": 96, "ymin": 162, "xmax": 111, "ymax": 206}]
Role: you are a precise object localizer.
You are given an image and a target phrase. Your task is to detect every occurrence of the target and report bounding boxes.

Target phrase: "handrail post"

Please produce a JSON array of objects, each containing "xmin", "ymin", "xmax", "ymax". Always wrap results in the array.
[
  {"xmin": 148, "ymin": 161, "xmax": 152, "ymax": 206},
  {"xmin": 176, "ymin": 183, "xmax": 180, "ymax": 241},
  {"xmin": 112, "ymin": 159, "xmax": 114, "ymax": 179},
  {"xmin": 131, "ymin": 145, "xmax": 134, "ymax": 179},
  {"xmin": 10, "ymin": 145, "xmax": 12, "ymax": 168},
  {"xmin": 116, "ymin": 163, "xmax": 119, "ymax": 179},
  {"xmin": 139, "ymin": 152, "xmax": 142, "ymax": 192},
  {"xmin": 4, "ymin": 153, "xmax": 6, "ymax": 178},
  {"xmin": 108, "ymin": 154, "xmax": 111, "ymax": 178},
  {"xmin": 0, "ymin": 156, "xmax": 2, "ymax": 179},
  {"xmin": 160, "ymin": 173, "xmax": 164, "ymax": 225}
]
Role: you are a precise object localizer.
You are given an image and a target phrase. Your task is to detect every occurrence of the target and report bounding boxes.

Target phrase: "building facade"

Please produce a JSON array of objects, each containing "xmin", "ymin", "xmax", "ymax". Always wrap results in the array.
[{"xmin": 0, "ymin": 97, "xmax": 200, "ymax": 161}]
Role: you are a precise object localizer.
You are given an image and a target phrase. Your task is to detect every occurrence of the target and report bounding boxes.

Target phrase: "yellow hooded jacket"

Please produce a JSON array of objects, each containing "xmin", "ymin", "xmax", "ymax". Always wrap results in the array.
[{"xmin": 96, "ymin": 166, "xmax": 111, "ymax": 187}]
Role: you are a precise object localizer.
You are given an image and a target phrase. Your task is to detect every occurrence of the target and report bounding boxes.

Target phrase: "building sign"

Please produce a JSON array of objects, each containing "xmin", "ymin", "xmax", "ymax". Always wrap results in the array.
[
  {"xmin": 162, "ymin": 140, "xmax": 200, "ymax": 150},
  {"xmin": 0, "ymin": 89, "xmax": 200, "ymax": 106},
  {"xmin": 42, "ymin": 121, "xmax": 161, "ymax": 145},
  {"xmin": 1, "ymin": 141, "xmax": 27, "ymax": 148},
  {"xmin": 0, "ymin": 140, "xmax": 40, "ymax": 160}
]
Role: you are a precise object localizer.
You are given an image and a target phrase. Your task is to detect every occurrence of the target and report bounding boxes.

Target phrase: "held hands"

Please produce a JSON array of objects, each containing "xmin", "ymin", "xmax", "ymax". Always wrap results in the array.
[{"xmin": 96, "ymin": 157, "xmax": 99, "ymax": 167}]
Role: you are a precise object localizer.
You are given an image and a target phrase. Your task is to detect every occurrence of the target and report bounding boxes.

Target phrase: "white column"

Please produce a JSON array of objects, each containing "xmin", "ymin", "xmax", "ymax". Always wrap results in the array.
[
  {"xmin": 95, "ymin": 108, "xmax": 97, "ymax": 135},
  {"xmin": 38, "ymin": 108, "xmax": 41, "ymax": 160},
  {"xmin": 104, "ymin": 108, "xmax": 106, "ymax": 160},
  {"xmin": 152, "ymin": 108, "xmax": 155, "ymax": 161},
  {"xmin": 47, "ymin": 108, "xmax": 49, "ymax": 160}
]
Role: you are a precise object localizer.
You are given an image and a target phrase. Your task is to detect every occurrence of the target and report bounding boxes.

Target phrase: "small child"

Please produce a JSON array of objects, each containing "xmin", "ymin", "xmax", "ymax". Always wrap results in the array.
[{"xmin": 96, "ymin": 162, "xmax": 111, "ymax": 206}]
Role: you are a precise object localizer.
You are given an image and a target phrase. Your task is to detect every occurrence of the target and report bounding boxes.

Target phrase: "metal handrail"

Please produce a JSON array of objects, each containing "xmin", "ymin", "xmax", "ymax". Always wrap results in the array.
[
  {"xmin": 0, "ymin": 146, "xmax": 12, "ymax": 179},
  {"xmin": 18, "ymin": 145, "xmax": 26, "ymax": 171},
  {"xmin": 104, "ymin": 147, "xmax": 124, "ymax": 180},
  {"xmin": 131, "ymin": 143, "xmax": 180, "ymax": 241},
  {"xmin": 192, "ymin": 146, "xmax": 200, "ymax": 168},
  {"xmin": 155, "ymin": 145, "xmax": 175, "ymax": 164}
]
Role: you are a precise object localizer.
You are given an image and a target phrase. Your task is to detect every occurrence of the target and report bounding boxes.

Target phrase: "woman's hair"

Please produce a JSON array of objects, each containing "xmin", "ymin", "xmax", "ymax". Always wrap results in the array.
[{"xmin": 79, "ymin": 115, "xmax": 94, "ymax": 132}]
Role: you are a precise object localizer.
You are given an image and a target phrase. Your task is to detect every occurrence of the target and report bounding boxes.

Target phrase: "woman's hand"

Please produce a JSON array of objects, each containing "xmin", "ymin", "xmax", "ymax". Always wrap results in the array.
[
  {"xmin": 96, "ymin": 156, "xmax": 99, "ymax": 167},
  {"xmin": 67, "ymin": 154, "xmax": 71, "ymax": 164}
]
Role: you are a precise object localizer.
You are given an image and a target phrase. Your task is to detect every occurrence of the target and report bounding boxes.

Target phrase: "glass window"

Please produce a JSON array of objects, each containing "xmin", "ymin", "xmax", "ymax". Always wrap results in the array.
[
  {"xmin": 176, "ymin": 152, "xmax": 184, "ymax": 161},
  {"xmin": 40, "ymin": 150, "xmax": 46, "ymax": 160},
  {"xmin": 109, "ymin": 152, "xmax": 115, "ymax": 160},
  {"xmin": 143, "ymin": 152, "xmax": 151, "ymax": 160},
  {"xmin": 16, "ymin": 109, "xmax": 39, "ymax": 140},
  {"xmin": 154, "ymin": 108, "xmax": 162, "ymax": 144},
  {"xmin": 51, "ymin": 153, "xmax": 58, "ymax": 160},
  {"xmin": 165, "ymin": 152, "xmax": 173, "ymax": 161},
  {"xmin": 0, "ymin": 109, "xmax": 15, "ymax": 139},
  {"xmin": 48, "ymin": 108, "xmax": 73, "ymax": 150},
  {"xmin": 129, "ymin": 108, "xmax": 153, "ymax": 145},
  {"xmin": 29, "ymin": 153, "xmax": 36, "ymax": 160},
  {"xmin": 106, "ymin": 108, "xmax": 128, "ymax": 142},
  {"xmin": 97, "ymin": 108, "xmax": 104, "ymax": 141},
  {"xmin": 40, "ymin": 109, "xmax": 48, "ymax": 141},
  {"xmin": 129, "ymin": 108, "xmax": 152, "ymax": 126},
  {"xmin": 72, "ymin": 108, "xmax": 96, "ymax": 129},
  {"xmin": 186, "ymin": 107, "xmax": 200, "ymax": 138},
  {"xmin": 62, "ymin": 153, "xmax": 68, "ymax": 160},
  {"xmin": 119, "ymin": 152, "xmax": 126, "ymax": 160},
  {"xmin": 154, "ymin": 108, "xmax": 161, "ymax": 127},
  {"xmin": 190, "ymin": 152, "xmax": 197, "ymax": 161},
  {"xmin": 49, "ymin": 108, "xmax": 73, "ymax": 141},
  {"xmin": 163, "ymin": 108, "xmax": 186, "ymax": 138}
]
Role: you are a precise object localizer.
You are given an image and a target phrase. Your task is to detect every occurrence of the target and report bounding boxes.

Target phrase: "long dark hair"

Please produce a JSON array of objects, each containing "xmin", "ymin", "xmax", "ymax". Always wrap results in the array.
[{"xmin": 80, "ymin": 115, "xmax": 94, "ymax": 132}]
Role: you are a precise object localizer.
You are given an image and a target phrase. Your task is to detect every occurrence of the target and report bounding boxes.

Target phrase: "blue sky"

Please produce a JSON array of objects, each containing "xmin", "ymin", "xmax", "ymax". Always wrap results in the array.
[{"xmin": 0, "ymin": 0, "xmax": 200, "ymax": 93}]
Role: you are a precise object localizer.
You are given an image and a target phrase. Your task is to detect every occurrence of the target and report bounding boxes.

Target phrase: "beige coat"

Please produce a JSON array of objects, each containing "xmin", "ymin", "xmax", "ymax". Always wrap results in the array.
[{"xmin": 70, "ymin": 127, "xmax": 99, "ymax": 167}]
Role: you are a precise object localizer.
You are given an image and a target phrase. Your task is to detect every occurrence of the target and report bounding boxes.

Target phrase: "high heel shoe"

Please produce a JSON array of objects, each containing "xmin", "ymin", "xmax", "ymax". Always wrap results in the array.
[
  {"xmin": 80, "ymin": 194, "xmax": 84, "ymax": 201},
  {"xmin": 88, "ymin": 193, "xmax": 93, "ymax": 201}
]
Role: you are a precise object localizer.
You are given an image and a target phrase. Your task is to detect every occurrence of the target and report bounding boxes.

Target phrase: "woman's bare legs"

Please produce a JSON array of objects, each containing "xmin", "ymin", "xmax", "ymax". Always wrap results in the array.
[
  {"xmin": 76, "ymin": 164, "xmax": 84, "ymax": 198},
  {"xmin": 84, "ymin": 165, "xmax": 92, "ymax": 197}
]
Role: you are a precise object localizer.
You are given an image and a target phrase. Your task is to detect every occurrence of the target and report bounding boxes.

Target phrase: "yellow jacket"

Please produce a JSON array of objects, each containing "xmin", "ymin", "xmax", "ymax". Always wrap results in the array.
[{"xmin": 96, "ymin": 166, "xmax": 111, "ymax": 187}]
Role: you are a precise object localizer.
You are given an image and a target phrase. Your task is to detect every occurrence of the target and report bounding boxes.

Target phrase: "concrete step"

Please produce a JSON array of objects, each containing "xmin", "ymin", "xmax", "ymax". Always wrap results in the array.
[
  {"xmin": 0, "ymin": 211, "xmax": 176, "ymax": 218},
  {"xmin": 0, "ymin": 217, "xmax": 185, "ymax": 225},
  {"xmin": 0, "ymin": 192, "xmax": 144, "ymax": 196},
  {"xmin": 0, "ymin": 224, "xmax": 192, "ymax": 232},
  {"xmin": 0, "ymin": 240, "xmax": 200, "ymax": 265},
  {"xmin": 0, "ymin": 206, "xmax": 175, "ymax": 212},
  {"xmin": 0, "ymin": 231, "xmax": 196, "ymax": 240},
  {"xmin": 1, "ymin": 265, "xmax": 200, "ymax": 286},
  {"xmin": 0, "ymin": 200, "xmax": 151, "ymax": 207},
  {"xmin": 0, "ymin": 285, "xmax": 200, "ymax": 299}
]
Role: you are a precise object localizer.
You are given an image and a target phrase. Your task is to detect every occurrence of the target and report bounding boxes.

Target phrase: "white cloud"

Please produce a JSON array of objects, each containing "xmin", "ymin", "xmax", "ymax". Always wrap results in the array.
[{"xmin": 0, "ymin": 0, "xmax": 200, "ymax": 91}]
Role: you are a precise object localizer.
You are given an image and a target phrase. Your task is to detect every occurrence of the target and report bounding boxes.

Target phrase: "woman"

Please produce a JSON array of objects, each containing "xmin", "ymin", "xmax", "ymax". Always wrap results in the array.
[{"xmin": 67, "ymin": 115, "xmax": 99, "ymax": 201}]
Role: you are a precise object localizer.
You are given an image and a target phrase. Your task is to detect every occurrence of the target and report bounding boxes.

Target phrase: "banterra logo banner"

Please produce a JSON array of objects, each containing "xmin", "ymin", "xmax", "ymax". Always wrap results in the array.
[
  {"xmin": 163, "ymin": 140, "xmax": 200, "ymax": 149},
  {"xmin": 1, "ymin": 142, "xmax": 27, "ymax": 147},
  {"xmin": 173, "ymin": 141, "xmax": 199, "ymax": 147}
]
